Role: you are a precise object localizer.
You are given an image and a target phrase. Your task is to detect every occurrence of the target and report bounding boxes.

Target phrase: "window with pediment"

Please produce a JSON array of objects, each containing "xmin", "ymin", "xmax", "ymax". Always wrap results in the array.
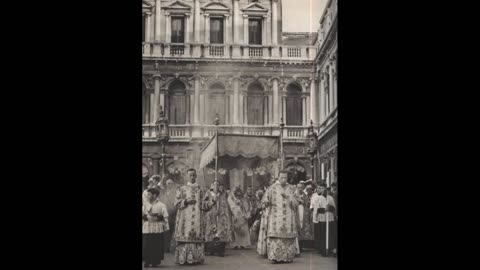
[
  {"xmin": 210, "ymin": 17, "xmax": 224, "ymax": 44},
  {"xmin": 249, "ymin": 18, "xmax": 262, "ymax": 45},
  {"xmin": 171, "ymin": 16, "xmax": 185, "ymax": 43}
]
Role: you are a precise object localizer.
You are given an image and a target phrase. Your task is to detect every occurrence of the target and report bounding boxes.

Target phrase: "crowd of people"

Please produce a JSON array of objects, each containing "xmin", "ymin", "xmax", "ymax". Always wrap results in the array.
[{"xmin": 142, "ymin": 168, "xmax": 337, "ymax": 267}]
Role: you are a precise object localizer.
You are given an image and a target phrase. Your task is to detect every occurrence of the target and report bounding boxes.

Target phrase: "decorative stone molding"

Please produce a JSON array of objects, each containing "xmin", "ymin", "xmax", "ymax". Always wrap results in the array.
[
  {"xmin": 241, "ymin": 1, "xmax": 269, "ymax": 17},
  {"xmin": 201, "ymin": 1, "xmax": 231, "ymax": 16},
  {"xmin": 162, "ymin": 0, "xmax": 192, "ymax": 15},
  {"xmin": 279, "ymin": 77, "xmax": 307, "ymax": 92},
  {"xmin": 299, "ymin": 78, "xmax": 312, "ymax": 89},
  {"xmin": 164, "ymin": 76, "xmax": 192, "ymax": 90},
  {"xmin": 143, "ymin": 75, "xmax": 154, "ymax": 90},
  {"xmin": 143, "ymin": 0, "xmax": 153, "ymax": 14}
]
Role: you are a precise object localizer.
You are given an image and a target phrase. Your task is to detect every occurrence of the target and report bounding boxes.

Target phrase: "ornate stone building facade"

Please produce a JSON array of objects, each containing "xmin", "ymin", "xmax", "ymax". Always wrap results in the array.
[
  {"xmin": 313, "ymin": 0, "xmax": 337, "ymax": 186},
  {"xmin": 142, "ymin": 0, "xmax": 323, "ymax": 188}
]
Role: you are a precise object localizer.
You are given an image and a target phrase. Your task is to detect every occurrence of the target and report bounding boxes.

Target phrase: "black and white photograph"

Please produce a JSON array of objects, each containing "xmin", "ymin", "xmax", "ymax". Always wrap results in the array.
[{"xmin": 142, "ymin": 0, "xmax": 337, "ymax": 268}]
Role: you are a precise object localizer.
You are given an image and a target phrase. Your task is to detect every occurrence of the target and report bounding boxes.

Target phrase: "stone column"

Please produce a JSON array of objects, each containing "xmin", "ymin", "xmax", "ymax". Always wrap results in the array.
[
  {"xmin": 224, "ymin": 14, "xmax": 230, "ymax": 57},
  {"xmin": 332, "ymin": 60, "xmax": 337, "ymax": 109},
  {"xmin": 185, "ymin": 92, "xmax": 190, "ymax": 124},
  {"xmin": 268, "ymin": 94, "xmax": 273, "ymax": 124},
  {"xmin": 204, "ymin": 14, "xmax": 210, "ymax": 43},
  {"xmin": 319, "ymin": 73, "xmax": 325, "ymax": 123},
  {"xmin": 264, "ymin": 96, "xmax": 268, "ymax": 124},
  {"xmin": 193, "ymin": 0, "xmax": 201, "ymax": 57},
  {"xmin": 262, "ymin": 15, "xmax": 269, "ymax": 57},
  {"xmin": 243, "ymin": 95, "xmax": 247, "ymax": 124},
  {"xmin": 329, "ymin": 66, "xmax": 334, "ymax": 114},
  {"xmin": 272, "ymin": 0, "xmax": 278, "ymax": 45},
  {"xmin": 282, "ymin": 96, "xmax": 286, "ymax": 124},
  {"xmin": 306, "ymin": 96, "xmax": 310, "ymax": 126},
  {"xmin": 185, "ymin": 14, "xmax": 191, "ymax": 43},
  {"xmin": 194, "ymin": 0, "xmax": 200, "ymax": 42},
  {"xmin": 233, "ymin": 0, "xmax": 240, "ymax": 43},
  {"xmin": 200, "ymin": 94, "xmax": 205, "ymax": 124},
  {"xmin": 190, "ymin": 94, "xmax": 195, "ymax": 124},
  {"xmin": 272, "ymin": 78, "xmax": 279, "ymax": 124},
  {"xmin": 266, "ymin": 8, "xmax": 272, "ymax": 45},
  {"xmin": 146, "ymin": 12, "xmax": 152, "ymax": 42},
  {"xmin": 239, "ymin": 93, "xmax": 244, "ymax": 124},
  {"xmin": 204, "ymin": 93, "xmax": 209, "ymax": 123},
  {"xmin": 330, "ymin": 153, "xmax": 335, "ymax": 185},
  {"xmin": 165, "ymin": 12, "xmax": 171, "ymax": 43},
  {"xmin": 233, "ymin": 76, "xmax": 240, "ymax": 124},
  {"xmin": 184, "ymin": 14, "xmax": 191, "ymax": 56},
  {"xmin": 320, "ymin": 161, "xmax": 325, "ymax": 181},
  {"xmin": 143, "ymin": 94, "xmax": 149, "ymax": 124},
  {"xmin": 262, "ymin": 15, "xmax": 267, "ymax": 45},
  {"xmin": 193, "ymin": 76, "xmax": 200, "ymax": 124},
  {"xmin": 302, "ymin": 97, "xmax": 307, "ymax": 126},
  {"xmin": 243, "ymin": 14, "xmax": 249, "ymax": 44},
  {"xmin": 153, "ymin": 74, "xmax": 161, "ymax": 123},
  {"xmin": 310, "ymin": 78, "xmax": 318, "ymax": 125},
  {"xmin": 149, "ymin": 92, "xmax": 155, "ymax": 124},
  {"xmin": 229, "ymin": 93, "xmax": 234, "ymax": 124},
  {"xmin": 224, "ymin": 14, "xmax": 230, "ymax": 44},
  {"xmin": 154, "ymin": 0, "xmax": 162, "ymax": 42}
]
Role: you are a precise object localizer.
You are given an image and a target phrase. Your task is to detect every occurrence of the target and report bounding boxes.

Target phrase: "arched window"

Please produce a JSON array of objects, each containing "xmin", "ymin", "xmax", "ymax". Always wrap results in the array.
[
  {"xmin": 247, "ymin": 82, "xmax": 264, "ymax": 125},
  {"xmin": 208, "ymin": 82, "xmax": 226, "ymax": 124},
  {"xmin": 286, "ymin": 82, "xmax": 303, "ymax": 126},
  {"xmin": 142, "ymin": 84, "xmax": 150, "ymax": 124},
  {"xmin": 168, "ymin": 80, "xmax": 186, "ymax": 124}
]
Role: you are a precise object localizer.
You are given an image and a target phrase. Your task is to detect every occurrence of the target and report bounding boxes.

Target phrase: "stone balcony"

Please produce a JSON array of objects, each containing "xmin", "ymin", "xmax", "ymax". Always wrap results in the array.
[
  {"xmin": 142, "ymin": 42, "xmax": 317, "ymax": 61},
  {"xmin": 142, "ymin": 124, "xmax": 311, "ymax": 143}
]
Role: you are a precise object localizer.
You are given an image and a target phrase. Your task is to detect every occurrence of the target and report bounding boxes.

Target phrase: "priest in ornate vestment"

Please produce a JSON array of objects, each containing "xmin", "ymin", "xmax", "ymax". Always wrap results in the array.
[
  {"xmin": 261, "ymin": 170, "xmax": 301, "ymax": 263},
  {"xmin": 174, "ymin": 168, "xmax": 214, "ymax": 265},
  {"xmin": 228, "ymin": 186, "xmax": 252, "ymax": 249},
  {"xmin": 298, "ymin": 184, "xmax": 315, "ymax": 250},
  {"xmin": 204, "ymin": 182, "xmax": 232, "ymax": 256}
]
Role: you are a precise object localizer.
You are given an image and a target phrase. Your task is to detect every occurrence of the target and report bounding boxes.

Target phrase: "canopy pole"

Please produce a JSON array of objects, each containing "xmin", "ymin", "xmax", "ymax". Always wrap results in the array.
[
  {"xmin": 280, "ymin": 117, "xmax": 285, "ymax": 169},
  {"xmin": 213, "ymin": 114, "xmax": 220, "ymax": 215},
  {"xmin": 214, "ymin": 114, "xmax": 219, "ymax": 186}
]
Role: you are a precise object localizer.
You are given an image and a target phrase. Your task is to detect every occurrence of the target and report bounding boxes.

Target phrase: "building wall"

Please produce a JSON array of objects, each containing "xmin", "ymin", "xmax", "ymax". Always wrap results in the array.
[
  {"xmin": 143, "ymin": 0, "xmax": 283, "ymax": 45},
  {"xmin": 142, "ymin": 0, "xmax": 322, "ymax": 187},
  {"xmin": 313, "ymin": 0, "xmax": 337, "ymax": 185}
]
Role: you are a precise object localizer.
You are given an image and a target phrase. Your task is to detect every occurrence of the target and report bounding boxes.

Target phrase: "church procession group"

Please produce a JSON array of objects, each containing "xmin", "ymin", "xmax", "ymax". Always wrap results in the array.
[{"xmin": 142, "ymin": 168, "xmax": 337, "ymax": 267}]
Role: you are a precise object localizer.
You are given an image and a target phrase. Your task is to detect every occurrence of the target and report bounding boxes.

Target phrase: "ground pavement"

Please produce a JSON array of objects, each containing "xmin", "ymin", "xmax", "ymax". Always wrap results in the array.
[{"xmin": 143, "ymin": 246, "xmax": 337, "ymax": 270}]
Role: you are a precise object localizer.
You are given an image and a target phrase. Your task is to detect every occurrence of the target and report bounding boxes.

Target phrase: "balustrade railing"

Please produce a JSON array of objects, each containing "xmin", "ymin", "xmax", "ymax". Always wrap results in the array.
[
  {"xmin": 170, "ymin": 44, "xmax": 185, "ymax": 56},
  {"xmin": 142, "ymin": 43, "xmax": 316, "ymax": 61},
  {"xmin": 143, "ymin": 124, "xmax": 309, "ymax": 141}
]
